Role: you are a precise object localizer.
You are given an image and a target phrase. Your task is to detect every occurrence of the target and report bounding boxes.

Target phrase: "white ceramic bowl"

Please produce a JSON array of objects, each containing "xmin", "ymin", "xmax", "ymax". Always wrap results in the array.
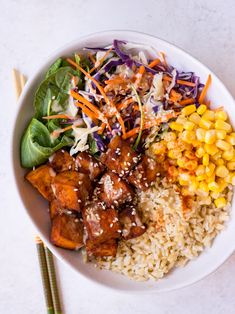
[{"xmin": 12, "ymin": 30, "xmax": 235, "ymax": 293}]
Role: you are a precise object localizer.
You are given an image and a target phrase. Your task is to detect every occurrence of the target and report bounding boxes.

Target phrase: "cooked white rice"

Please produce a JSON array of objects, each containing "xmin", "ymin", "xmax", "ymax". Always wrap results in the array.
[{"xmin": 94, "ymin": 178, "xmax": 233, "ymax": 281}]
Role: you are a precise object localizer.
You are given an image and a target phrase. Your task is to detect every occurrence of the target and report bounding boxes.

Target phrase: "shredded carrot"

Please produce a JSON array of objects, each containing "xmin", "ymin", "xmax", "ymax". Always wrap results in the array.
[
  {"xmin": 70, "ymin": 90, "xmax": 104, "ymax": 118},
  {"xmin": 124, "ymin": 112, "xmax": 179, "ymax": 139},
  {"xmin": 105, "ymin": 76, "xmax": 126, "ymax": 85},
  {"xmin": 138, "ymin": 65, "xmax": 145, "ymax": 75},
  {"xmin": 98, "ymin": 122, "xmax": 106, "ymax": 134},
  {"xmin": 163, "ymin": 75, "xmax": 196, "ymax": 87},
  {"xmin": 89, "ymin": 47, "xmax": 113, "ymax": 74},
  {"xmin": 67, "ymin": 58, "xmax": 110, "ymax": 105},
  {"xmin": 148, "ymin": 58, "xmax": 160, "ymax": 68},
  {"xmin": 169, "ymin": 89, "xmax": 182, "ymax": 103},
  {"xmin": 117, "ymin": 113, "xmax": 126, "ymax": 139},
  {"xmin": 178, "ymin": 98, "xmax": 195, "ymax": 106},
  {"xmin": 42, "ymin": 114, "xmax": 71, "ymax": 120},
  {"xmin": 52, "ymin": 125, "xmax": 73, "ymax": 136},
  {"xmin": 198, "ymin": 74, "xmax": 212, "ymax": 104},
  {"xmin": 75, "ymin": 102, "xmax": 98, "ymax": 123},
  {"xmin": 117, "ymin": 97, "xmax": 134, "ymax": 111}
]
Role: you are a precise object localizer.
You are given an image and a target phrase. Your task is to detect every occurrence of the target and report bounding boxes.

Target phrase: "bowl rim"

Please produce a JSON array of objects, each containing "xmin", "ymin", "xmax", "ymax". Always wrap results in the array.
[{"xmin": 12, "ymin": 29, "xmax": 235, "ymax": 293}]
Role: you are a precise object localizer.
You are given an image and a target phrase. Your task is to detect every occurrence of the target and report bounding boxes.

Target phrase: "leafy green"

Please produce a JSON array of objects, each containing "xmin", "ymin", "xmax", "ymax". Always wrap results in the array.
[
  {"xmin": 131, "ymin": 84, "xmax": 144, "ymax": 151},
  {"xmin": 21, "ymin": 118, "xmax": 73, "ymax": 168},
  {"xmin": 45, "ymin": 58, "xmax": 62, "ymax": 78},
  {"xmin": 88, "ymin": 136, "xmax": 99, "ymax": 155},
  {"xmin": 34, "ymin": 66, "xmax": 78, "ymax": 119}
]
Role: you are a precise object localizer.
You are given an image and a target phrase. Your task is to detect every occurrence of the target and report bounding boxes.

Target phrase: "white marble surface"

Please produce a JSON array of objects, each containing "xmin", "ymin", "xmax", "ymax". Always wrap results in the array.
[{"xmin": 1, "ymin": 0, "xmax": 235, "ymax": 313}]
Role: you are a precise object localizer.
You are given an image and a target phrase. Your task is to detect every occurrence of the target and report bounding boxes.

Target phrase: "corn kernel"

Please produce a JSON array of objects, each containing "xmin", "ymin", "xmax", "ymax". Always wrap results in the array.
[
  {"xmin": 208, "ymin": 181, "xmax": 219, "ymax": 192},
  {"xmin": 210, "ymin": 191, "xmax": 221, "ymax": 199},
  {"xmin": 196, "ymin": 147, "xmax": 205, "ymax": 158},
  {"xmin": 216, "ymin": 130, "xmax": 227, "ymax": 139},
  {"xmin": 189, "ymin": 112, "xmax": 201, "ymax": 124},
  {"xmin": 204, "ymin": 143, "xmax": 218, "ymax": 155},
  {"xmin": 182, "ymin": 105, "xmax": 196, "ymax": 116},
  {"xmin": 227, "ymin": 162, "xmax": 235, "ymax": 171},
  {"xmin": 205, "ymin": 162, "xmax": 215, "ymax": 177},
  {"xmin": 184, "ymin": 160, "xmax": 198, "ymax": 171},
  {"xmin": 197, "ymin": 104, "xmax": 207, "ymax": 115},
  {"xmin": 189, "ymin": 179, "xmax": 199, "ymax": 192},
  {"xmin": 215, "ymin": 165, "xmax": 229, "ymax": 178},
  {"xmin": 231, "ymin": 174, "xmax": 235, "ymax": 185},
  {"xmin": 184, "ymin": 150, "xmax": 197, "ymax": 160},
  {"xmin": 217, "ymin": 178, "xmax": 227, "ymax": 192},
  {"xmin": 199, "ymin": 118, "xmax": 213, "ymax": 130},
  {"xmin": 163, "ymin": 132, "xmax": 177, "ymax": 142},
  {"xmin": 206, "ymin": 174, "xmax": 216, "ymax": 183},
  {"xmin": 181, "ymin": 130, "xmax": 196, "ymax": 144},
  {"xmin": 179, "ymin": 179, "xmax": 188, "ymax": 186},
  {"xmin": 225, "ymin": 173, "xmax": 233, "ymax": 184},
  {"xmin": 202, "ymin": 110, "xmax": 215, "ymax": 121},
  {"xmin": 214, "ymin": 197, "xmax": 227, "ymax": 208},
  {"xmin": 205, "ymin": 130, "xmax": 216, "ymax": 144},
  {"xmin": 197, "ymin": 174, "xmax": 207, "ymax": 181},
  {"xmin": 215, "ymin": 120, "xmax": 232, "ymax": 132},
  {"xmin": 199, "ymin": 181, "xmax": 209, "ymax": 192},
  {"xmin": 150, "ymin": 142, "xmax": 166, "ymax": 155},
  {"xmin": 170, "ymin": 122, "xmax": 184, "ymax": 132},
  {"xmin": 184, "ymin": 121, "xmax": 195, "ymax": 131},
  {"xmin": 215, "ymin": 110, "xmax": 228, "ymax": 121},
  {"xmin": 215, "ymin": 158, "xmax": 224, "ymax": 166},
  {"xmin": 196, "ymin": 128, "xmax": 206, "ymax": 142},
  {"xmin": 202, "ymin": 153, "xmax": 209, "ymax": 166},
  {"xmin": 216, "ymin": 139, "xmax": 231, "ymax": 151},
  {"xmin": 168, "ymin": 150, "xmax": 182, "ymax": 159},
  {"xmin": 222, "ymin": 149, "xmax": 234, "ymax": 161},
  {"xmin": 176, "ymin": 116, "xmax": 187, "ymax": 125},
  {"xmin": 177, "ymin": 159, "xmax": 185, "ymax": 167},
  {"xmin": 225, "ymin": 134, "xmax": 235, "ymax": 146},
  {"xmin": 211, "ymin": 152, "xmax": 222, "ymax": 161},
  {"xmin": 196, "ymin": 165, "xmax": 205, "ymax": 176}
]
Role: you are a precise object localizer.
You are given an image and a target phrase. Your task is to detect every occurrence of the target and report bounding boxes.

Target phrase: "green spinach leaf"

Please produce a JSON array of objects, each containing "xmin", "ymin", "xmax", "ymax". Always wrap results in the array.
[
  {"xmin": 21, "ymin": 118, "xmax": 73, "ymax": 168},
  {"xmin": 45, "ymin": 58, "xmax": 62, "ymax": 78}
]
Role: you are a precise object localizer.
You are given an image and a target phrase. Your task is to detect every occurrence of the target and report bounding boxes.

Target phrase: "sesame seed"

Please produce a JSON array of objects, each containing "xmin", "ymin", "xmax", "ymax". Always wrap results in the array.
[
  {"xmin": 77, "ymin": 199, "xmax": 82, "ymax": 203},
  {"xmin": 74, "ymin": 188, "xmax": 78, "ymax": 191}
]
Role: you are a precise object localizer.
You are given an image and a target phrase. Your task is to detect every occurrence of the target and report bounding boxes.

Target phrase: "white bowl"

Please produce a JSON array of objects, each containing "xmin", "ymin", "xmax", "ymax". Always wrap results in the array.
[{"xmin": 12, "ymin": 30, "xmax": 235, "ymax": 293}]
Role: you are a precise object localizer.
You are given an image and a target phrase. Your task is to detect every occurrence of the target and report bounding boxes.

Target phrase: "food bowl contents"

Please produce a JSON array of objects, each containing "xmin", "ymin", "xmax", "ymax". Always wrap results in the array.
[{"xmin": 21, "ymin": 40, "xmax": 235, "ymax": 281}]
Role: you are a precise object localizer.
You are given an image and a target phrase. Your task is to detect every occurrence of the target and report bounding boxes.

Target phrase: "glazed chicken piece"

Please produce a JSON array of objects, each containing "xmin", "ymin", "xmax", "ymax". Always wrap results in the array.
[
  {"xmin": 49, "ymin": 149, "xmax": 75, "ymax": 172},
  {"xmin": 128, "ymin": 155, "xmax": 161, "ymax": 190},
  {"xmin": 86, "ymin": 238, "xmax": 118, "ymax": 258},
  {"xmin": 49, "ymin": 199, "xmax": 65, "ymax": 219},
  {"xmin": 100, "ymin": 136, "xmax": 139, "ymax": 177},
  {"xmin": 51, "ymin": 213, "xmax": 84, "ymax": 250},
  {"xmin": 82, "ymin": 201, "xmax": 121, "ymax": 245},
  {"xmin": 26, "ymin": 165, "xmax": 56, "ymax": 201},
  {"xmin": 75, "ymin": 152, "xmax": 104, "ymax": 180},
  {"xmin": 119, "ymin": 206, "xmax": 146, "ymax": 240},
  {"xmin": 52, "ymin": 171, "xmax": 92, "ymax": 211},
  {"xmin": 96, "ymin": 171, "xmax": 134, "ymax": 207}
]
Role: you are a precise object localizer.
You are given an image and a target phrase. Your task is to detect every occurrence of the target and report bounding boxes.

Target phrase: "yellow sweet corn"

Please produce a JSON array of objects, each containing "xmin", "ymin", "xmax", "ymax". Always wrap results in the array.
[
  {"xmin": 189, "ymin": 179, "xmax": 199, "ymax": 192},
  {"xmin": 214, "ymin": 197, "xmax": 227, "ymax": 208},
  {"xmin": 199, "ymin": 181, "xmax": 209, "ymax": 192},
  {"xmin": 208, "ymin": 181, "xmax": 220, "ymax": 192},
  {"xmin": 196, "ymin": 147, "xmax": 205, "ymax": 158},
  {"xmin": 214, "ymin": 110, "xmax": 228, "ymax": 121},
  {"xmin": 203, "ymin": 153, "xmax": 209, "ymax": 166},
  {"xmin": 205, "ymin": 130, "xmax": 216, "ymax": 144},
  {"xmin": 196, "ymin": 165, "xmax": 205, "ymax": 176},
  {"xmin": 196, "ymin": 128, "xmax": 206, "ymax": 142},
  {"xmin": 197, "ymin": 174, "xmax": 207, "ymax": 181},
  {"xmin": 225, "ymin": 134, "xmax": 235, "ymax": 146},
  {"xmin": 199, "ymin": 118, "xmax": 213, "ymax": 130},
  {"xmin": 182, "ymin": 104, "xmax": 196, "ymax": 116},
  {"xmin": 225, "ymin": 173, "xmax": 233, "ymax": 184},
  {"xmin": 215, "ymin": 120, "xmax": 232, "ymax": 132},
  {"xmin": 197, "ymin": 104, "xmax": 207, "ymax": 115},
  {"xmin": 217, "ymin": 178, "xmax": 227, "ymax": 192},
  {"xmin": 184, "ymin": 121, "xmax": 195, "ymax": 131},
  {"xmin": 215, "ymin": 165, "xmax": 229, "ymax": 178},
  {"xmin": 231, "ymin": 174, "xmax": 235, "ymax": 185},
  {"xmin": 216, "ymin": 139, "xmax": 231, "ymax": 151},
  {"xmin": 170, "ymin": 122, "xmax": 184, "ymax": 132},
  {"xmin": 210, "ymin": 191, "xmax": 221, "ymax": 199},
  {"xmin": 222, "ymin": 149, "xmax": 234, "ymax": 161},
  {"xmin": 184, "ymin": 150, "xmax": 197, "ymax": 160},
  {"xmin": 181, "ymin": 130, "xmax": 196, "ymax": 144},
  {"xmin": 206, "ymin": 173, "xmax": 216, "ymax": 183},
  {"xmin": 211, "ymin": 152, "xmax": 222, "ymax": 161},
  {"xmin": 202, "ymin": 110, "xmax": 215, "ymax": 121},
  {"xmin": 189, "ymin": 112, "xmax": 201, "ymax": 124},
  {"xmin": 227, "ymin": 161, "xmax": 235, "ymax": 171},
  {"xmin": 168, "ymin": 150, "xmax": 182, "ymax": 159},
  {"xmin": 205, "ymin": 162, "xmax": 215, "ymax": 177},
  {"xmin": 216, "ymin": 130, "xmax": 227, "ymax": 140},
  {"xmin": 163, "ymin": 132, "xmax": 177, "ymax": 142},
  {"xmin": 215, "ymin": 158, "xmax": 224, "ymax": 166},
  {"xmin": 150, "ymin": 141, "xmax": 166, "ymax": 155},
  {"xmin": 204, "ymin": 143, "xmax": 218, "ymax": 155}
]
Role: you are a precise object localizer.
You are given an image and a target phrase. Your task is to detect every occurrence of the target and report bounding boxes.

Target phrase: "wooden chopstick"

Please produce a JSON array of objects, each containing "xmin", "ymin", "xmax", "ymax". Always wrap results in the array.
[{"xmin": 12, "ymin": 69, "xmax": 63, "ymax": 314}]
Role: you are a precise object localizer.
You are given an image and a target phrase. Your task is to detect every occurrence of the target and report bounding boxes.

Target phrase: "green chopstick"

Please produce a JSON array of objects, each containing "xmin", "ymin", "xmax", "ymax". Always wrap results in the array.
[
  {"xmin": 44, "ymin": 246, "xmax": 63, "ymax": 314},
  {"xmin": 35, "ymin": 236, "xmax": 55, "ymax": 314}
]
